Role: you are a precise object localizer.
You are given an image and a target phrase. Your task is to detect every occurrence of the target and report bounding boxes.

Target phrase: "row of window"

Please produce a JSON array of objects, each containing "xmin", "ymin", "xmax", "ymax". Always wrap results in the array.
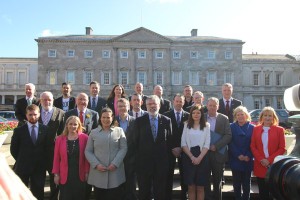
[
  {"xmin": 253, "ymin": 96, "xmax": 283, "ymax": 109},
  {"xmin": 48, "ymin": 49, "xmax": 233, "ymax": 60},
  {"xmin": 48, "ymin": 71, "xmax": 234, "ymax": 86},
  {"xmin": 253, "ymin": 72, "xmax": 282, "ymax": 86}
]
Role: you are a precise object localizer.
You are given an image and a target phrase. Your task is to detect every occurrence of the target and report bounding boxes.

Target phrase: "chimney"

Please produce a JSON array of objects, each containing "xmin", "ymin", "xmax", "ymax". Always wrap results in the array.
[
  {"xmin": 86, "ymin": 27, "xmax": 93, "ymax": 35},
  {"xmin": 191, "ymin": 29, "xmax": 198, "ymax": 37}
]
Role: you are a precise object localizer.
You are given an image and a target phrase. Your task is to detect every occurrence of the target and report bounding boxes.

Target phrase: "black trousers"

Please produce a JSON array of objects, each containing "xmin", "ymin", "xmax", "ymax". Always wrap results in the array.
[
  {"xmin": 257, "ymin": 177, "xmax": 273, "ymax": 200},
  {"xmin": 47, "ymin": 170, "xmax": 59, "ymax": 200},
  {"xmin": 18, "ymin": 170, "xmax": 46, "ymax": 200},
  {"xmin": 123, "ymin": 162, "xmax": 137, "ymax": 200},
  {"xmin": 94, "ymin": 185, "xmax": 123, "ymax": 200}
]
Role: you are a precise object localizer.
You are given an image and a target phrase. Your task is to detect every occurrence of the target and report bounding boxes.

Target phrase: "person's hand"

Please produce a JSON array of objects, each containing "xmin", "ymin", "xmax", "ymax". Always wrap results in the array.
[
  {"xmin": 172, "ymin": 147, "xmax": 182, "ymax": 158},
  {"xmin": 238, "ymin": 155, "xmax": 245, "ymax": 161},
  {"xmin": 192, "ymin": 156, "xmax": 202, "ymax": 165},
  {"xmin": 96, "ymin": 164, "xmax": 107, "ymax": 172},
  {"xmin": 107, "ymin": 164, "xmax": 117, "ymax": 171},
  {"xmin": 0, "ymin": 154, "xmax": 36, "ymax": 200},
  {"xmin": 260, "ymin": 159, "xmax": 270, "ymax": 168},
  {"xmin": 210, "ymin": 145, "xmax": 216, "ymax": 151},
  {"xmin": 54, "ymin": 175, "xmax": 60, "ymax": 185},
  {"xmin": 244, "ymin": 156, "xmax": 250, "ymax": 162}
]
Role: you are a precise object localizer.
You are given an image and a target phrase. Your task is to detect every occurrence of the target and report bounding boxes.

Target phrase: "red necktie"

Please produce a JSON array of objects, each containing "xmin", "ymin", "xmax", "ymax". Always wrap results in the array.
[
  {"xmin": 225, "ymin": 101, "xmax": 230, "ymax": 116},
  {"xmin": 79, "ymin": 111, "xmax": 84, "ymax": 124}
]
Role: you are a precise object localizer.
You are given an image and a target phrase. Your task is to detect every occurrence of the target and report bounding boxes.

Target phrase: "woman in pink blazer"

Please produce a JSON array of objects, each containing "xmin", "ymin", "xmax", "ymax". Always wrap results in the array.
[
  {"xmin": 52, "ymin": 116, "xmax": 89, "ymax": 200},
  {"xmin": 250, "ymin": 107, "xmax": 285, "ymax": 200}
]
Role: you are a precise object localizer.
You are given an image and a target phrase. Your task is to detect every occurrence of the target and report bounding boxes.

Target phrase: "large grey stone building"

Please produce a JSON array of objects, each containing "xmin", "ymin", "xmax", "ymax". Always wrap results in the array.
[{"xmin": 2, "ymin": 27, "xmax": 299, "ymax": 110}]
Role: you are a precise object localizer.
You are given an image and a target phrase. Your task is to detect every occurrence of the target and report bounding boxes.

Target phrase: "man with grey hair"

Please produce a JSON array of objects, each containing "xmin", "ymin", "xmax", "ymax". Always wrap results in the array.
[
  {"xmin": 153, "ymin": 85, "xmax": 172, "ymax": 114},
  {"xmin": 205, "ymin": 97, "xmax": 232, "ymax": 200},
  {"xmin": 134, "ymin": 95, "xmax": 173, "ymax": 200},
  {"xmin": 15, "ymin": 83, "xmax": 39, "ymax": 126},
  {"xmin": 129, "ymin": 82, "xmax": 148, "ymax": 111},
  {"xmin": 39, "ymin": 91, "xmax": 65, "ymax": 200}
]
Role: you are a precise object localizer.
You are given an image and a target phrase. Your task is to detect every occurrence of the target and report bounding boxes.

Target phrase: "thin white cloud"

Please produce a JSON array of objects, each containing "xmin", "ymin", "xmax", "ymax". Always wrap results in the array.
[
  {"xmin": 145, "ymin": 0, "xmax": 183, "ymax": 4},
  {"xmin": 40, "ymin": 29, "xmax": 67, "ymax": 37},
  {"xmin": 1, "ymin": 14, "xmax": 12, "ymax": 25}
]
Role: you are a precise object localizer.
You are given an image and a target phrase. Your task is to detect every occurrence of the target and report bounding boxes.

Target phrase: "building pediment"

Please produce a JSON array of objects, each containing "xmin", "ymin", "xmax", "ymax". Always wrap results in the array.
[{"xmin": 112, "ymin": 27, "xmax": 173, "ymax": 43}]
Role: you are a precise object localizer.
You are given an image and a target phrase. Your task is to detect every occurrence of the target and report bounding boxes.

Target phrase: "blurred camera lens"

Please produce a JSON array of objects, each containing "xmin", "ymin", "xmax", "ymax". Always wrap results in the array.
[{"xmin": 265, "ymin": 156, "xmax": 300, "ymax": 200}]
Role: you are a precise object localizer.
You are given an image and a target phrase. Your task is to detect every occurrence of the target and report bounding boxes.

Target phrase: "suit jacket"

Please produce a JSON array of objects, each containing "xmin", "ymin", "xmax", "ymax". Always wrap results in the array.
[
  {"xmin": 10, "ymin": 123, "xmax": 50, "ymax": 175},
  {"xmin": 159, "ymin": 99, "xmax": 172, "ymax": 114},
  {"xmin": 218, "ymin": 98, "xmax": 242, "ymax": 123},
  {"xmin": 116, "ymin": 115, "xmax": 136, "ymax": 166},
  {"xmin": 52, "ymin": 132, "xmax": 90, "ymax": 184},
  {"xmin": 133, "ymin": 113, "xmax": 173, "ymax": 173},
  {"xmin": 250, "ymin": 125, "xmax": 285, "ymax": 178},
  {"xmin": 64, "ymin": 108, "xmax": 99, "ymax": 135},
  {"xmin": 53, "ymin": 96, "xmax": 76, "ymax": 112},
  {"xmin": 38, "ymin": 107, "xmax": 65, "ymax": 171},
  {"xmin": 128, "ymin": 109, "xmax": 148, "ymax": 118},
  {"xmin": 87, "ymin": 96, "xmax": 107, "ymax": 116},
  {"xmin": 163, "ymin": 109, "xmax": 189, "ymax": 148},
  {"xmin": 206, "ymin": 113, "xmax": 232, "ymax": 163},
  {"xmin": 15, "ymin": 97, "xmax": 39, "ymax": 125}
]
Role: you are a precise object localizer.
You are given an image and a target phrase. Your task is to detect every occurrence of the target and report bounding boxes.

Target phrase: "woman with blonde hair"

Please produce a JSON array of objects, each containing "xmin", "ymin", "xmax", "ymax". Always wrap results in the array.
[
  {"xmin": 229, "ymin": 106, "xmax": 254, "ymax": 200},
  {"xmin": 250, "ymin": 107, "xmax": 285, "ymax": 200},
  {"xmin": 52, "ymin": 116, "xmax": 89, "ymax": 200}
]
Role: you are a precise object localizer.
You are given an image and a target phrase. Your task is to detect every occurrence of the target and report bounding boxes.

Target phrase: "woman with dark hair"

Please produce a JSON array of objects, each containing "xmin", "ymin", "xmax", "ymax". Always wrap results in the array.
[
  {"xmin": 251, "ymin": 106, "xmax": 285, "ymax": 200},
  {"xmin": 181, "ymin": 105, "xmax": 210, "ymax": 200},
  {"xmin": 229, "ymin": 106, "xmax": 254, "ymax": 200},
  {"xmin": 107, "ymin": 84, "xmax": 126, "ymax": 116},
  {"xmin": 85, "ymin": 107, "xmax": 127, "ymax": 200},
  {"xmin": 52, "ymin": 116, "xmax": 89, "ymax": 200}
]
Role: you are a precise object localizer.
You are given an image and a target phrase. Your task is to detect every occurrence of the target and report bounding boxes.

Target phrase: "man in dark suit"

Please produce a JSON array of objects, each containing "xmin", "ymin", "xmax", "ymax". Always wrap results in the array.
[
  {"xmin": 153, "ymin": 85, "xmax": 172, "ymax": 114},
  {"xmin": 116, "ymin": 98, "xmax": 137, "ymax": 200},
  {"xmin": 53, "ymin": 82, "xmax": 76, "ymax": 112},
  {"xmin": 217, "ymin": 83, "xmax": 242, "ymax": 123},
  {"xmin": 183, "ymin": 85, "xmax": 193, "ymax": 111},
  {"xmin": 184, "ymin": 91, "xmax": 207, "ymax": 113},
  {"xmin": 87, "ymin": 81, "xmax": 107, "ymax": 116},
  {"xmin": 129, "ymin": 82, "xmax": 148, "ymax": 111},
  {"xmin": 39, "ymin": 91, "xmax": 65, "ymax": 200},
  {"xmin": 128, "ymin": 93, "xmax": 148, "ymax": 118},
  {"xmin": 164, "ymin": 94, "xmax": 190, "ymax": 200},
  {"xmin": 15, "ymin": 83, "xmax": 39, "ymax": 127},
  {"xmin": 205, "ymin": 97, "xmax": 232, "ymax": 200},
  {"xmin": 64, "ymin": 92, "xmax": 99, "ymax": 135},
  {"xmin": 134, "ymin": 95, "xmax": 173, "ymax": 200},
  {"xmin": 10, "ymin": 104, "xmax": 51, "ymax": 200}
]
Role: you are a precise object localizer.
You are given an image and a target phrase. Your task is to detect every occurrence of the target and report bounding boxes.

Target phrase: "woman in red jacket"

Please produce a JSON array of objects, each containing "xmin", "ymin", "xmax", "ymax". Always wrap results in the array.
[
  {"xmin": 52, "ymin": 116, "xmax": 90, "ymax": 200},
  {"xmin": 250, "ymin": 107, "xmax": 285, "ymax": 200}
]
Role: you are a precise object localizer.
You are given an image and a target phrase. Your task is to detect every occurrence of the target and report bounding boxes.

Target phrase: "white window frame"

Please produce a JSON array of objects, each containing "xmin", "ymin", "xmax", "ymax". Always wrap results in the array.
[
  {"xmin": 18, "ymin": 71, "xmax": 27, "ymax": 86},
  {"xmin": 49, "ymin": 71, "xmax": 57, "ymax": 85},
  {"xmin": 190, "ymin": 51, "xmax": 198, "ymax": 59},
  {"xmin": 67, "ymin": 50, "xmax": 75, "ymax": 57},
  {"xmin": 265, "ymin": 98, "xmax": 271, "ymax": 107},
  {"xmin": 264, "ymin": 73, "xmax": 270, "ymax": 86},
  {"xmin": 119, "ymin": 71, "xmax": 129, "ymax": 85},
  {"xmin": 6, "ymin": 71, "xmax": 14, "ymax": 85},
  {"xmin": 254, "ymin": 98, "xmax": 261, "ymax": 109},
  {"xmin": 137, "ymin": 71, "xmax": 147, "ymax": 85},
  {"xmin": 101, "ymin": 71, "xmax": 111, "ymax": 85},
  {"xmin": 84, "ymin": 50, "xmax": 93, "ymax": 58},
  {"xmin": 276, "ymin": 73, "xmax": 282, "ymax": 86},
  {"xmin": 120, "ymin": 50, "xmax": 128, "ymax": 59},
  {"xmin": 154, "ymin": 71, "xmax": 164, "ymax": 85},
  {"xmin": 189, "ymin": 71, "xmax": 199, "ymax": 85},
  {"xmin": 225, "ymin": 51, "xmax": 233, "ymax": 59},
  {"xmin": 102, "ymin": 50, "xmax": 111, "ymax": 58},
  {"xmin": 206, "ymin": 71, "xmax": 217, "ymax": 86},
  {"xmin": 173, "ymin": 51, "xmax": 181, "ymax": 59},
  {"xmin": 66, "ymin": 71, "xmax": 75, "ymax": 84},
  {"xmin": 48, "ymin": 49, "xmax": 56, "ymax": 57},
  {"xmin": 172, "ymin": 71, "xmax": 182, "ymax": 85},
  {"xmin": 224, "ymin": 72, "xmax": 234, "ymax": 84},
  {"xmin": 277, "ymin": 96, "xmax": 283, "ymax": 109},
  {"xmin": 208, "ymin": 50, "xmax": 215, "ymax": 59},
  {"xmin": 138, "ymin": 50, "xmax": 146, "ymax": 59},
  {"xmin": 155, "ymin": 51, "xmax": 163, "ymax": 59},
  {"xmin": 84, "ymin": 71, "xmax": 93, "ymax": 85},
  {"xmin": 253, "ymin": 72, "xmax": 260, "ymax": 86}
]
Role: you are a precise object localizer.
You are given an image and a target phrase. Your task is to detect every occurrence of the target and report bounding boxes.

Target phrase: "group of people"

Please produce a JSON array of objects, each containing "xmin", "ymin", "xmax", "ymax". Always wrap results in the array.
[{"xmin": 9, "ymin": 81, "xmax": 286, "ymax": 200}]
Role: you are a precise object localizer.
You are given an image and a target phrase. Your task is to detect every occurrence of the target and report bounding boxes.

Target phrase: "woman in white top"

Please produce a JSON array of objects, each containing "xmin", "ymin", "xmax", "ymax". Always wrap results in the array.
[{"xmin": 181, "ymin": 105, "xmax": 210, "ymax": 200}]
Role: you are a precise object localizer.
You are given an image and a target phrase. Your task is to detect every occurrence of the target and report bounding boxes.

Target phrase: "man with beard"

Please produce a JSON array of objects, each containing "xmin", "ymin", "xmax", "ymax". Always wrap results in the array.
[
  {"xmin": 11, "ymin": 104, "xmax": 51, "ymax": 200},
  {"xmin": 54, "ymin": 82, "xmax": 76, "ymax": 112},
  {"xmin": 134, "ymin": 95, "xmax": 173, "ymax": 200}
]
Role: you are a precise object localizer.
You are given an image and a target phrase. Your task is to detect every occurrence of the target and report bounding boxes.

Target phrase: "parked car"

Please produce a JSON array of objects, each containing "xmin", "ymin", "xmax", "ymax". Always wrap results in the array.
[
  {"xmin": 0, "ymin": 111, "xmax": 17, "ymax": 121},
  {"xmin": 0, "ymin": 116, "xmax": 8, "ymax": 123},
  {"xmin": 249, "ymin": 109, "xmax": 292, "ymax": 128}
]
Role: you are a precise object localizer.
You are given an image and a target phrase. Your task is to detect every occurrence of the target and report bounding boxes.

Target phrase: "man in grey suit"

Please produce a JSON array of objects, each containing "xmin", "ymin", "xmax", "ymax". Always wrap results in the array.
[
  {"xmin": 87, "ymin": 81, "xmax": 107, "ymax": 116},
  {"xmin": 129, "ymin": 93, "xmax": 148, "ymax": 118},
  {"xmin": 116, "ymin": 98, "xmax": 137, "ymax": 200},
  {"xmin": 205, "ymin": 97, "xmax": 232, "ymax": 200},
  {"xmin": 39, "ymin": 91, "xmax": 65, "ymax": 200},
  {"xmin": 64, "ymin": 93, "xmax": 99, "ymax": 135}
]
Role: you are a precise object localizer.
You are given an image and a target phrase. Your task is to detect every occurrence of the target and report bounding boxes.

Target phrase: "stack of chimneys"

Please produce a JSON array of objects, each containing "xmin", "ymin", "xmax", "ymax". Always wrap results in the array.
[
  {"xmin": 86, "ymin": 27, "xmax": 93, "ymax": 35},
  {"xmin": 191, "ymin": 29, "xmax": 198, "ymax": 37}
]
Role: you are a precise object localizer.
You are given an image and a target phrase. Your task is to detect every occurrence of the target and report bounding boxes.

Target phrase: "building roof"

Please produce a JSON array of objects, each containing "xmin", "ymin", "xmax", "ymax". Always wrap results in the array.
[{"xmin": 242, "ymin": 54, "xmax": 297, "ymax": 61}]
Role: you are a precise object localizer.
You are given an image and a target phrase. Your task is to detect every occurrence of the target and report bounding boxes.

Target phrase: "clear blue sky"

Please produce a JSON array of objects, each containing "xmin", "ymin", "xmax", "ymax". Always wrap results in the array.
[{"xmin": 1, "ymin": 0, "xmax": 299, "ymax": 58}]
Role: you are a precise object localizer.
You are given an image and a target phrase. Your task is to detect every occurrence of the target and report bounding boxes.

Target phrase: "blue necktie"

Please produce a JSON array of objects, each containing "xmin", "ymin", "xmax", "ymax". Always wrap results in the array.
[
  {"xmin": 151, "ymin": 117, "xmax": 157, "ymax": 140},
  {"xmin": 31, "ymin": 125, "xmax": 37, "ymax": 144},
  {"xmin": 92, "ymin": 97, "xmax": 96, "ymax": 110},
  {"xmin": 176, "ymin": 112, "xmax": 181, "ymax": 127}
]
